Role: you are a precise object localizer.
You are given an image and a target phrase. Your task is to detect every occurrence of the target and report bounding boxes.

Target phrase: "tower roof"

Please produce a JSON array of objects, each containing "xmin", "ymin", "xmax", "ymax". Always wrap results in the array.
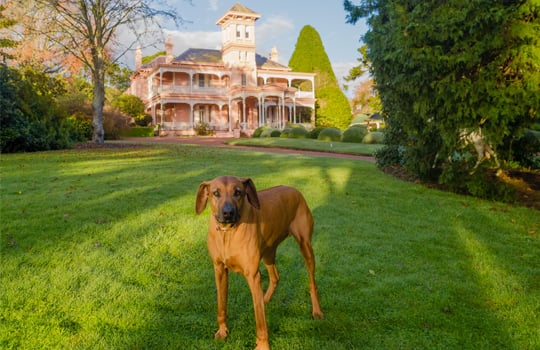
[{"xmin": 216, "ymin": 2, "xmax": 260, "ymax": 25}]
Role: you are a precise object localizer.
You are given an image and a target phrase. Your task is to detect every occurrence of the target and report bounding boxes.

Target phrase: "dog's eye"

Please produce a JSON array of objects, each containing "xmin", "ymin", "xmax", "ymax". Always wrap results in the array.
[
  {"xmin": 234, "ymin": 189, "xmax": 242, "ymax": 197},
  {"xmin": 212, "ymin": 190, "xmax": 220, "ymax": 198}
]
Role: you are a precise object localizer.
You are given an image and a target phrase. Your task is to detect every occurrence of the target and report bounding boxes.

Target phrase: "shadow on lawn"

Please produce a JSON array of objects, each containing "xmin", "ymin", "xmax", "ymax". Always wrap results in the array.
[{"xmin": 305, "ymin": 164, "xmax": 524, "ymax": 349}]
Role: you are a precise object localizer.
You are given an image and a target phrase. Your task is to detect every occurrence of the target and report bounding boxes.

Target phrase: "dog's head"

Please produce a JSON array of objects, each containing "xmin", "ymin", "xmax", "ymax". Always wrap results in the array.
[{"xmin": 196, "ymin": 176, "xmax": 260, "ymax": 225}]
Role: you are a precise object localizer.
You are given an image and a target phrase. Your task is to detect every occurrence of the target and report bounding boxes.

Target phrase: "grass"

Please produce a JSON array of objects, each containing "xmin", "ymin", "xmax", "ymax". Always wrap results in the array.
[
  {"xmin": 225, "ymin": 137, "xmax": 382, "ymax": 156},
  {"xmin": 1, "ymin": 143, "xmax": 539, "ymax": 349}
]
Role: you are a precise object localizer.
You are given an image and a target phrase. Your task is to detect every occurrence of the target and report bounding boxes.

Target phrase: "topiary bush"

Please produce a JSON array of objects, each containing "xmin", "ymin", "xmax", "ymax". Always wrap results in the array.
[
  {"xmin": 253, "ymin": 126, "xmax": 270, "ymax": 138},
  {"xmin": 280, "ymin": 128, "xmax": 292, "ymax": 138},
  {"xmin": 289, "ymin": 127, "xmax": 308, "ymax": 138},
  {"xmin": 307, "ymin": 126, "xmax": 325, "ymax": 139},
  {"xmin": 342, "ymin": 125, "xmax": 368, "ymax": 143},
  {"xmin": 363, "ymin": 131, "xmax": 384, "ymax": 144},
  {"xmin": 260, "ymin": 128, "xmax": 281, "ymax": 138},
  {"xmin": 270, "ymin": 129, "xmax": 282, "ymax": 137},
  {"xmin": 318, "ymin": 127, "xmax": 342, "ymax": 141}
]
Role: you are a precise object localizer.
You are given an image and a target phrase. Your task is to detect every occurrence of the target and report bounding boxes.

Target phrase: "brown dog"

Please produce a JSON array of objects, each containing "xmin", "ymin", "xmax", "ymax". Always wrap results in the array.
[{"xmin": 196, "ymin": 176, "xmax": 323, "ymax": 350}]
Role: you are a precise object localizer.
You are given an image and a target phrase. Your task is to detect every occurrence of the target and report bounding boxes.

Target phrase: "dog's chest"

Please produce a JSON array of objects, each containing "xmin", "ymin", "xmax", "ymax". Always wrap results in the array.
[{"xmin": 210, "ymin": 226, "xmax": 257, "ymax": 273}]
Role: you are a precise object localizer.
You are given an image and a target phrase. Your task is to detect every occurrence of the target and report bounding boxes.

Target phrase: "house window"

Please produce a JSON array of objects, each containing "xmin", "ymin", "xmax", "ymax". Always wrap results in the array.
[
  {"xmin": 199, "ymin": 74, "xmax": 205, "ymax": 88},
  {"xmin": 236, "ymin": 25, "xmax": 241, "ymax": 38},
  {"xmin": 241, "ymin": 74, "xmax": 247, "ymax": 86}
]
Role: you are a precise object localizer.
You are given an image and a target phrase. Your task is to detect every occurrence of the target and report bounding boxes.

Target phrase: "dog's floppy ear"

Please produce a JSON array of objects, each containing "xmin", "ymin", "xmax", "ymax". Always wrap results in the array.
[
  {"xmin": 242, "ymin": 178, "xmax": 260, "ymax": 209},
  {"xmin": 195, "ymin": 181, "xmax": 210, "ymax": 215}
]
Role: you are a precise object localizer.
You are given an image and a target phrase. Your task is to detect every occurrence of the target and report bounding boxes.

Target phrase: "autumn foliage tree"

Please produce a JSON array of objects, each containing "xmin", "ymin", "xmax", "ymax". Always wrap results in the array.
[
  {"xmin": 289, "ymin": 25, "xmax": 352, "ymax": 129},
  {"xmin": 8, "ymin": 0, "xmax": 181, "ymax": 144}
]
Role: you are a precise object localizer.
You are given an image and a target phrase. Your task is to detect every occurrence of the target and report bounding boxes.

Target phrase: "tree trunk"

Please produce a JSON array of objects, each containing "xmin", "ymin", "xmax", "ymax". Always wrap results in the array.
[{"xmin": 91, "ymin": 64, "xmax": 105, "ymax": 144}]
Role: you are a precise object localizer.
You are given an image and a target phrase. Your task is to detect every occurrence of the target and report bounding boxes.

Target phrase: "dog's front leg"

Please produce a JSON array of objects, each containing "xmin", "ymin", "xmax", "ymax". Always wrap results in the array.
[
  {"xmin": 246, "ymin": 271, "xmax": 270, "ymax": 350},
  {"xmin": 213, "ymin": 262, "xmax": 229, "ymax": 339}
]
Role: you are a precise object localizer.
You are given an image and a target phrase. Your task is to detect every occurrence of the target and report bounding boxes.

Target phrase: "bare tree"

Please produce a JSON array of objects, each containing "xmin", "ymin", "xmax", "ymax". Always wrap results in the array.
[{"xmin": 14, "ymin": 0, "xmax": 182, "ymax": 143}]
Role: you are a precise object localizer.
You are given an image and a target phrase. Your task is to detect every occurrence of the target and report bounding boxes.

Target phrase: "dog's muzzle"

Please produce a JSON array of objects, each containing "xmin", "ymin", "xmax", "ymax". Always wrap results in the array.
[{"xmin": 217, "ymin": 203, "xmax": 239, "ymax": 224}]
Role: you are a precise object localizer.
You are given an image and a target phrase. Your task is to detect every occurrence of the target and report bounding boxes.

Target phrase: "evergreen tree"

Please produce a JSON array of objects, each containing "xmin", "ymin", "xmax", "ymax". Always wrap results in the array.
[
  {"xmin": 289, "ymin": 25, "xmax": 352, "ymax": 129},
  {"xmin": 345, "ymin": 0, "xmax": 539, "ymax": 178}
]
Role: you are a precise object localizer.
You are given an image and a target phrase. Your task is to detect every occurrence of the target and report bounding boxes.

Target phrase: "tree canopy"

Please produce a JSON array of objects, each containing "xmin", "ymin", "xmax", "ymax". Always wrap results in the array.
[
  {"xmin": 289, "ymin": 25, "xmax": 352, "ymax": 129},
  {"xmin": 8, "ymin": 0, "xmax": 181, "ymax": 143},
  {"xmin": 345, "ymin": 0, "xmax": 540, "ymax": 179}
]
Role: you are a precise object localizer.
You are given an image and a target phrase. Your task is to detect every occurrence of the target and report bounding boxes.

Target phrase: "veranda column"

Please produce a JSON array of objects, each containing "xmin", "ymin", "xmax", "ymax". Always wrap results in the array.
[
  {"xmin": 293, "ymin": 98, "xmax": 297, "ymax": 124},
  {"xmin": 228, "ymin": 97, "xmax": 232, "ymax": 132},
  {"xmin": 242, "ymin": 96, "xmax": 246, "ymax": 128},
  {"xmin": 189, "ymin": 102, "xmax": 194, "ymax": 130}
]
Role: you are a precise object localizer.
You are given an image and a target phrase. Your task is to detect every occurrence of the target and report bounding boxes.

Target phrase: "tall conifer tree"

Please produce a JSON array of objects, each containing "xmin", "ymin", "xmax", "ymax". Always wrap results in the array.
[{"xmin": 289, "ymin": 25, "xmax": 351, "ymax": 129}]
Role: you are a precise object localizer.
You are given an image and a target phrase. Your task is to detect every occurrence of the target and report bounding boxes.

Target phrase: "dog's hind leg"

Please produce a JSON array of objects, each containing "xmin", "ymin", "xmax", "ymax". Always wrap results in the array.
[
  {"xmin": 262, "ymin": 252, "xmax": 280, "ymax": 304},
  {"xmin": 290, "ymin": 215, "xmax": 324, "ymax": 319}
]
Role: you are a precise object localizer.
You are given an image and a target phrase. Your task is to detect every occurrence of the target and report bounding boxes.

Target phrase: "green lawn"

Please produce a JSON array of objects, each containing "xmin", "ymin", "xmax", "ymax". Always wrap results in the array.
[
  {"xmin": 1, "ymin": 144, "xmax": 539, "ymax": 349},
  {"xmin": 226, "ymin": 137, "xmax": 382, "ymax": 156}
]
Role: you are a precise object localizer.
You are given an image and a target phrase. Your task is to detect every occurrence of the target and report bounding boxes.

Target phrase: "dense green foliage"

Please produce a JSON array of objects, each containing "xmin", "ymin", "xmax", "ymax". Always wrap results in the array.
[
  {"xmin": 315, "ymin": 86, "xmax": 352, "ymax": 129},
  {"xmin": 289, "ymin": 25, "xmax": 352, "ymax": 128},
  {"xmin": 317, "ymin": 127, "xmax": 343, "ymax": 142},
  {"xmin": 0, "ymin": 64, "xmax": 84, "ymax": 153},
  {"xmin": 111, "ymin": 94, "xmax": 145, "ymax": 118},
  {"xmin": 345, "ymin": 0, "xmax": 540, "ymax": 180},
  {"xmin": 342, "ymin": 125, "xmax": 368, "ymax": 143}
]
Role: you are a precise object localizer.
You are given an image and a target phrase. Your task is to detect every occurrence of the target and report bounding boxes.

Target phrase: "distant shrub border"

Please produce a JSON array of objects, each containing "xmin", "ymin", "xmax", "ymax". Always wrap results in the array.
[
  {"xmin": 318, "ymin": 127, "xmax": 343, "ymax": 141},
  {"xmin": 363, "ymin": 131, "xmax": 384, "ymax": 144},
  {"xmin": 253, "ymin": 126, "xmax": 270, "ymax": 138},
  {"xmin": 342, "ymin": 125, "xmax": 368, "ymax": 143},
  {"xmin": 260, "ymin": 128, "xmax": 281, "ymax": 138}
]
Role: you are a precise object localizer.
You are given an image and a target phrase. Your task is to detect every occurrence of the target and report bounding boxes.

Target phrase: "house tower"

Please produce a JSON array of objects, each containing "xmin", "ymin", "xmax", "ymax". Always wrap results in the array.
[{"xmin": 216, "ymin": 2, "xmax": 260, "ymax": 85}]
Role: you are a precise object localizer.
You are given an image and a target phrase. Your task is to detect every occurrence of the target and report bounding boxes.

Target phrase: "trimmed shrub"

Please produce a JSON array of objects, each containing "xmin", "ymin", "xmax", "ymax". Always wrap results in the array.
[
  {"xmin": 280, "ymin": 128, "xmax": 292, "ymax": 138},
  {"xmin": 318, "ymin": 127, "xmax": 342, "ymax": 141},
  {"xmin": 307, "ymin": 126, "xmax": 325, "ymax": 139},
  {"xmin": 253, "ymin": 126, "xmax": 270, "ymax": 138},
  {"xmin": 363, "ymin": 131, "xmax": 384, "ymax": 144},
  {"xmin": 289, "ymin": 127, "xmax": 308, "ymax": 138},
  {"xmin": 260, "ymin": 128, "xmax": 281, "ymax": 138},
  {"xmin": 342, "ymin": 125, "xmax": 368, "ymax": 143},
  {"xmin": 270, "ymin": 129, "xmax": 282, "ymax": 137}
]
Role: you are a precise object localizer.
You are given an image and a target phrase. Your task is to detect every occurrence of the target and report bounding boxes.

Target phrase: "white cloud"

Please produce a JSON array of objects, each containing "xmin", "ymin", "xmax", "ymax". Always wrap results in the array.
[
  {"xmin": 164, "ymin": 29, "xmax": 221, "ymax": 52},
  {"xmin": 208, "ymin": 0, "xmax": 218, "ymax": 11},
  {"xmin": 257, "ymin": 15, "xmax": 294, "ymax": 42}
]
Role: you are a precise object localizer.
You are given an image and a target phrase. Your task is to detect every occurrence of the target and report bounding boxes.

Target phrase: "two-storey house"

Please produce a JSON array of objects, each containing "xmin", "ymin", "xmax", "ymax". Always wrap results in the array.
[{"xmin": 128, "ymin": 2, "xmax": 316, "ymax": 136}]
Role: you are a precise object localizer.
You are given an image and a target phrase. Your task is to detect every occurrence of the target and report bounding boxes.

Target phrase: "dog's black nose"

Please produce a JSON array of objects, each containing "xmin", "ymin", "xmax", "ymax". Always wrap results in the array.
[{"xmin": 221, "ymin": 203, "xmax": 237, "ymax": 223}]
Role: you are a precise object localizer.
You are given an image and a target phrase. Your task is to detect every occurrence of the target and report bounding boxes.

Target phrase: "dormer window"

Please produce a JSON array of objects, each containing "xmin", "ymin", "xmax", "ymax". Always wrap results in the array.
[{"xmin": 241, "ymin": 74, "xmax": 247, "ymax": 86}]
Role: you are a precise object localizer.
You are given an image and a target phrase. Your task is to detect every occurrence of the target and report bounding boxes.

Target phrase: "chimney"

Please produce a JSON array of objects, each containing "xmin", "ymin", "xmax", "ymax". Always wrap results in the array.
[
  {"xmin": 135, "ymin": 45, "xmax": 142, "ymax": 70},
  {"xmin": 165, "ymin": 35, "xmax": 174, "ymax": 63},
  {"xmin": 269, "ymin": 46, "xmax": 279, "ymax": 62}
]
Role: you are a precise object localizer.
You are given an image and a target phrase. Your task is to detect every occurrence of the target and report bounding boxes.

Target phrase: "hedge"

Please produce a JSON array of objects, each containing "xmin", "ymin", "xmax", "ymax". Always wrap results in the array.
[{"xmin": 123, "ymin": 126, "xmax": 155, "ymax": 137}]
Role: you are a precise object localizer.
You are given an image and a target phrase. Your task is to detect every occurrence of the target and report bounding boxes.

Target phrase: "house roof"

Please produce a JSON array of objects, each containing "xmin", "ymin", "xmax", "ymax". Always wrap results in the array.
[
  {"xmin": 227, "ymin": 2, "xmax": 259, "ymax": 16},
  {"xmin": 174, "ymin": 48, "xmax": 290, "ymax": 70},
  {"xmin": 216, "ymin": 2, "xmax": 260, "ymax": 25},
  {"xmin": 175, "ymin": 48, "xmax": 222, "ymax": 64}
]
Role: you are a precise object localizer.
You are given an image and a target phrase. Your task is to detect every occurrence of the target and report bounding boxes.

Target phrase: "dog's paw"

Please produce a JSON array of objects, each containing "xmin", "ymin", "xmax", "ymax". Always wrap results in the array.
[
  {"xmin": 312, "ymin": 310, "xmax": 324, "ymax": 320},
  {"xmin": 214, "ymin": 327, "xmax": 228, "ymax": 340}
]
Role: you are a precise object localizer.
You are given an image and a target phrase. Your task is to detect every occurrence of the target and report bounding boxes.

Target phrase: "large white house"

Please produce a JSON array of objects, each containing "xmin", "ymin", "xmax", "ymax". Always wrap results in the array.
[{"xmin": 128, "ymin": 2, "xmax": 316, "ymax": 136}]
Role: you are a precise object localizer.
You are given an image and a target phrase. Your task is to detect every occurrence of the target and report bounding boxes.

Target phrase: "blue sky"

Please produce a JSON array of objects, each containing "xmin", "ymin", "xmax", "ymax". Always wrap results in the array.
[{"xmin": 127, "ymin": 1, "xmax": 369, "ymax": 96}]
